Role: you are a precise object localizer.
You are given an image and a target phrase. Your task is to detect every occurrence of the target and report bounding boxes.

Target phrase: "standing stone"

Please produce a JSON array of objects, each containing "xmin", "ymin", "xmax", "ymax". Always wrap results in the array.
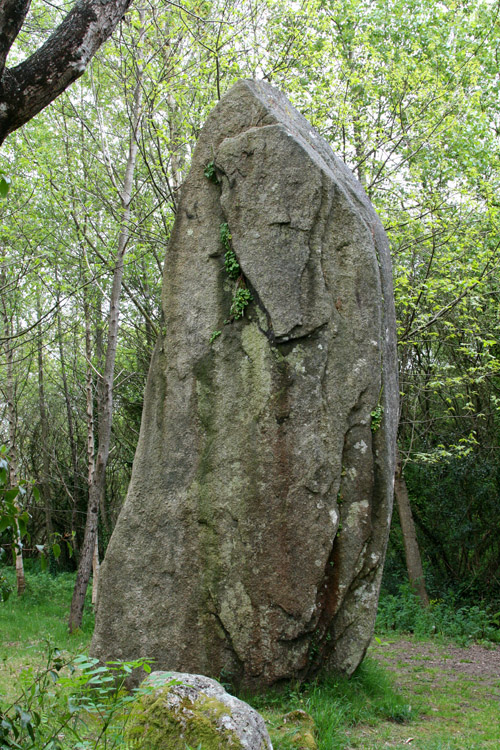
[{"xmin": 91, "ymin": 80, "xmax": 398, "ymax": 689}]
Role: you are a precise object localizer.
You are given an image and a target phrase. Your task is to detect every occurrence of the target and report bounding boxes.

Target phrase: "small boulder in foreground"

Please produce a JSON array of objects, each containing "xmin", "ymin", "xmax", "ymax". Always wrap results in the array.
[{"xmin": 126, "ymin": 671, "xmax": 273, "ymax": 750}]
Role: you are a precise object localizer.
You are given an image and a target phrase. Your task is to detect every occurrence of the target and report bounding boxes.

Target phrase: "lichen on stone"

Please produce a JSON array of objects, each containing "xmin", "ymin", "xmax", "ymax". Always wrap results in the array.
[
  {"xmin": 126, "ymin": 684, "xmax": 243, "ymax": 750},
  {"xmin": 90, "ymin": 79, "xmax": 399, "ymax": 689},
  {"xmin": 278, "ymin": 710, "xmax": 317, "ymax": 750}
]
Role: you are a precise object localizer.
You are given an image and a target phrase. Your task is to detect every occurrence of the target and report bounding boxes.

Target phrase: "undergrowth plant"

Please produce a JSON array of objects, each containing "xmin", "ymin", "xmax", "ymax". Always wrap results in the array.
[
  {"xmin": 209, "ymin": 221, "xmax": 253, "ymax": 342},
  {"xmin": 229, "ymin": 287, "xmax": 253, "ymax": 320},
  {"xmin": 377, "ymin": 584, "xmax": 500, "ymax": 645},
  {"xmin": 203, "ymin": 161, "xmax": 218, "ymax": 184},
  {"xmin": 0, "ymin": 643, "xmax": 153, "ymax": 749}
]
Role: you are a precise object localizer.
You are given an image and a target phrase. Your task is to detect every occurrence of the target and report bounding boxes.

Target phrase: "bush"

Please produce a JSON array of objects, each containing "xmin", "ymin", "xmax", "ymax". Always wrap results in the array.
[
  {"xmin": 0, "ymin": 643, "xmax": 153, "ymax": 749},
  {"xmin": 377, "ymin": 584, "xmax": 500, "ymax": 645}
]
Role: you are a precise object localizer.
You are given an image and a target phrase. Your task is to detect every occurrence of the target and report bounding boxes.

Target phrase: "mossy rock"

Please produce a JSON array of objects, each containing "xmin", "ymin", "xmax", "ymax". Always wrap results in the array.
[
  {"xmin": 126, "ymin": 671, "xmax": 272, "ymax": 750},
  {"xmin": 277, "ymin": 710, "xmax": 317, "ymax": 750}
]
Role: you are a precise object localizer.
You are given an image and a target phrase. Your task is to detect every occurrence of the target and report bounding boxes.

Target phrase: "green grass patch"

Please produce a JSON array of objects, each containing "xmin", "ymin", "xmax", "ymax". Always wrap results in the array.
[
  {"xmin": 0, "ymin": 569, "xmax": 93, "ymax": 700},
  {"xmin": 248, "ymin": 658, "xmax": 416, "ymax": 749}
]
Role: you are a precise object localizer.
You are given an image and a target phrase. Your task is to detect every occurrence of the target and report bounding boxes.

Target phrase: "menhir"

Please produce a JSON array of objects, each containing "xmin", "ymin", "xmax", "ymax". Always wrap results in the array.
[{"xmin": 91, "ymin": 79, "xmax": 398, "ymax": 690}]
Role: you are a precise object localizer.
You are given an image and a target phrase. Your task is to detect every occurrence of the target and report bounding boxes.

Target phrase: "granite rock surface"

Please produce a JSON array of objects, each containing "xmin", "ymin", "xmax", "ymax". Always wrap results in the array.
[
  {"xmin": 126, "ymin": 671, "xmax": 272, "ymax": 750},
  {"xmin": 91, "ymin": 79, "xmax": 398, "ymax": 689}
]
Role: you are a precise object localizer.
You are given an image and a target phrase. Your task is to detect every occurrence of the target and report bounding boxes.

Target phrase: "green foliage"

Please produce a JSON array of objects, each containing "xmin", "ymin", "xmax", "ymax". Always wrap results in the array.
[
  {"xmin": 377, "ymin": 585, "xmax": 500, "ymax": 646},
  {"xmin": 224, "ymin": 249, "xmax": 240, "ymax": 281},
  {"xmin": 370, "ymin": 404, "xmax": 384, "ymax": 432},
  {"xmin": 204, "ymin": 161, "xmax": 218, "ymax": 184},
  {"xmin": 220, "ymin": 223, "xmax": 241, "ymax": 280},
  {"xmin": 385, "ymin": 453, "xmax": 500, "ymax": 602},
  {"xmin": 224, "ymin": 249, "xmax": 240, "ymax": 280},
  {"xmin": 0, "ymin": 643, "xmax": 67, "ymax": 749},
  {"xmin": 229, "ymin": 288, "xmax": 253, "ymax": 320},
  {"xmin": 219, "ymin": 222, "xmax": 231, "ymax": 250},
  {"xmin": 0, "ymin": 643, "xmax": 153, "ymax": 750},
  {"xmin": 217, "ymin": 221, "xmax": 251, "ymax": 321},
  {"xmin": 209, "ymin": 330, "xmax": 221, "ymax": 344}
]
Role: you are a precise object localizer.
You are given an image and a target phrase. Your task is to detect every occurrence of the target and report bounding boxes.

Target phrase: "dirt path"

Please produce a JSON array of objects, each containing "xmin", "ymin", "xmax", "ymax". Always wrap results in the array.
[
  {"xmin": 344, "ymin": 636, "xmax": 500, "ymax": 748},
  {"xmin": 370, "ymin": 635, "xmax": 500, "ymax": 688}
]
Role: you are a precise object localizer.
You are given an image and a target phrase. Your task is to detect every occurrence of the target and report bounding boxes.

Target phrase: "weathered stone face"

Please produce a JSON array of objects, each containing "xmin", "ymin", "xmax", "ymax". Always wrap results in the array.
[
  {"xmin": 91, "ymin": 80, "xmax": 398, "ymax": 689},
  {"xmin": 126, "ymin": 672, "xmax": 272, "ymax": 750}
]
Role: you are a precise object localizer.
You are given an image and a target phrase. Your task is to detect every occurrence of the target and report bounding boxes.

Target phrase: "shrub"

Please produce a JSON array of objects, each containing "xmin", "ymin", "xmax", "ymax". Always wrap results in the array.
[{"xmin": 377, "ymin": 584, "xmax": 500, "ymax": 645}]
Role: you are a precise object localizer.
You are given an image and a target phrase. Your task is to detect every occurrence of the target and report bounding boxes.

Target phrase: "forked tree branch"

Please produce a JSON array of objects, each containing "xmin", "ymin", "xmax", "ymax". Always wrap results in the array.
[{"xmin": 0, "ymin": 0, "xmax": 134, "ymax": 145}]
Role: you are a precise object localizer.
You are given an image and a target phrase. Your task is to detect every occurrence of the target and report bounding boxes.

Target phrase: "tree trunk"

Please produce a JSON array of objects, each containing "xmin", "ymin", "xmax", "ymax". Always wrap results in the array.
[
  {"xmin": 36, "ymin": 293, "xmax": 53, "ymax": 544},
  {"xmin": 394, "ymin": 450, "xmax": 429, "ymax": 607},
  {"xmin": 83, "ymin": 286, "xmax": 100, "ymax": 606},
  {"xmin": 0, "ymin": 0, "xmax": 134, "ymax": 145},
  {"xmin": 92, "ymin": 535, "xmax": 100, "ymax": 606},
  {"xmin": 56, "ymin": 278, "xmax": 81, "ymax": 559},
  {"xmin": 68, "ymin": 24, "xmax": 144, "ymax": 631},
  {"xmin": 0, "ymin": 265, "xmax": 25, "ymax": 596}
]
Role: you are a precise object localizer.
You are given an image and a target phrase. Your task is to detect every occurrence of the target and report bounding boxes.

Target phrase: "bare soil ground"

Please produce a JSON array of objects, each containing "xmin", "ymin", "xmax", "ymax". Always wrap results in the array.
[
  {"xmin": 344, "ymin": 636, "xmax": 500, "ymax": 748},
  {"xmin": 370, "ymin": 636, "xmax": 500, "ymax": 687}
]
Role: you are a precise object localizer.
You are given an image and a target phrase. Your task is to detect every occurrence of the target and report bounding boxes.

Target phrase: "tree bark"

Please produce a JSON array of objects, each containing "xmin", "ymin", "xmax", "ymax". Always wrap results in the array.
[
  {"xmin": 68, "ymin": 21, "xmax": 144, "ymax": 631},
  {"xmin": 36, "ymin": 292, "xmax": 53, "ymax": 544},
  {"xmin": 55, "ymin": 295, "xmax": 80, "ymax": 559},
  {"xmin": 0, "ymin": 265, "xmax": 25, "ymax": 595},
  {"xmin": 83, "ymin": 286, "xmax": 100, "ymax": 606},
  {"xmin": 394, "ymin": 450, "xmax": 429, "ymax": 607},
  {"xmin": 0, "ymin": 0, "xmax": 134, "ymax": 145}
]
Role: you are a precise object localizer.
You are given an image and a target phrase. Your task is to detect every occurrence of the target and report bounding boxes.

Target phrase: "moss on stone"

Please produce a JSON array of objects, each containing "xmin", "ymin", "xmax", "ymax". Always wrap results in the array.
[
  {"xmin": 126, "ymin": 685, "xmax": 244, "ymax": 750},
  {"xmin": 194, "ymin": 350, "xmax": 216, "ymax": 435},
  {"xmin": 278, "ymin": 710, "xmax": 317, "ymax": 750},
  {"xmin": 240, "ymin": 322, "xmax": 272, "ymax": 419}
]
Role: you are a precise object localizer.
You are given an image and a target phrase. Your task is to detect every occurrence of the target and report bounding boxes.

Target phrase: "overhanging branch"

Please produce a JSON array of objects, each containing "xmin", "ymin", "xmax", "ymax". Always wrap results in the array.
[{"xmin": 0, "ymin": 0, "xmax": 133, "ymax": 145}]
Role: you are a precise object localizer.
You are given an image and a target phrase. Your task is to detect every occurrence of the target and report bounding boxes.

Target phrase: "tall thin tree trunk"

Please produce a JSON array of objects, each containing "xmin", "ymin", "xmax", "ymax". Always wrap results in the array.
[
  {"xmin": 167, "ymin": 90, "xmax": 185, "ymax": 199},
  {"xmin": 55, "ymin": 276, "xmax": 81, "ymax": 559},
  {"xmin": 92, "ymin": 536, "xmax": 100, "ymax": 606},
  {"xmin": 83, "ymin": 287, "xmax": 100, "ymax": 606},
  {"xmin": 36, "ymin": 292, "xmax": 53, "ymax": 544},
  {"xmin": 68, "ymin": 24, "xmax": 144, "ymax": 631},
  {"xmin": 394, "ymin": 450, "xmax": 429, "ymax": 607},
  {"xmin": 8, "ymin": 418, "xmax": 24, "ymax": 597},
  {"xmin": 1, "ymin": 266, "xmax": 25, "ymax": 595}
]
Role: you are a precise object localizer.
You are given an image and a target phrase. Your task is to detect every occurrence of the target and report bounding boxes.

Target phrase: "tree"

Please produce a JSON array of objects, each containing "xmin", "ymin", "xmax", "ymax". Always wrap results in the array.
[
  {"xmin": 394, "ymin": 450, "xmax": 429, "ymax": 606},
  {"xmin": 68, "ymin": 7, "xmax": 147, "ymax": 632},
  {"xmin": 1, "ymin": 0, "xmax": 499, "ymax": 610},
  {"xmin": 0, "ymin": 0, "xmax": 134, "ymax": 145}
]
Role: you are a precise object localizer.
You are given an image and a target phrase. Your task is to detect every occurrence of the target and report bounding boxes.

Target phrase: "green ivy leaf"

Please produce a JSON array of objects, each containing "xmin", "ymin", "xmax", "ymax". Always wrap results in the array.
[{"xmin": 0, "ymin": 174, "xmax": 11, "ymax": 198}]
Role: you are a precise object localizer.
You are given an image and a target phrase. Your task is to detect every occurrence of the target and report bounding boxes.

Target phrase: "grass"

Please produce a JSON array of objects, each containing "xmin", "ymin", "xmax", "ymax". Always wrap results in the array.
[
  {"xmin": 347, "ymin": 637, "xmax": 500, "ymax": 749},
  {"xmin": 249, "ymin": 658, "xmax": 417, "ymax": 749},
  {"xmin": 0, "ymin": 569, "xmax": 93, "ymax": 700},
  {"xmin": 1, "ymin": 570, "xmax": 499, "ymax": 749}
]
